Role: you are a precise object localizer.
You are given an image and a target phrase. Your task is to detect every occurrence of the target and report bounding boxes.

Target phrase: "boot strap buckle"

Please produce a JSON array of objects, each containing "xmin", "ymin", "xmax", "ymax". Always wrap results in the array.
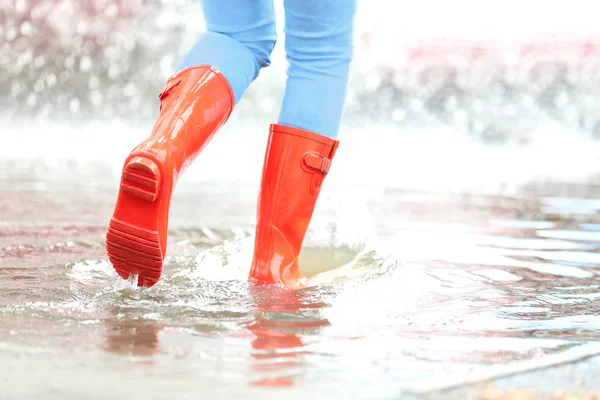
[
  {"xmin": 304, "ymin": 153, "xmax": 331, "ymax": 174},
  {"xmin": 320, "ymin": 157, "xmax": 331, "ymax": 173}
]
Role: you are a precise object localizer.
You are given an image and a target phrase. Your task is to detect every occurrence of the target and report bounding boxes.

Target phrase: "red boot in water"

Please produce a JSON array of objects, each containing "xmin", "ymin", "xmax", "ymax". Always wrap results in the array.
[
  {"xmin": 106, "ymin": 65, "xmax": 233, "ymax": 287},
  {"xmin": 249, "ymin": 124, "xmax": 339, "ymax": 288}
]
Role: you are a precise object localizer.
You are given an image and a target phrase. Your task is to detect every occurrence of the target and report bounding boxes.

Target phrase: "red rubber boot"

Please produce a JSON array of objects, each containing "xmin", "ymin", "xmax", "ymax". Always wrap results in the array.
[
  {"xmin": 106, "ymin": 65, "xmax": 234, "ymax": 287},
  {"xmin": 249, "ymin": 124, "xmax": 339, "ymax": 288}
]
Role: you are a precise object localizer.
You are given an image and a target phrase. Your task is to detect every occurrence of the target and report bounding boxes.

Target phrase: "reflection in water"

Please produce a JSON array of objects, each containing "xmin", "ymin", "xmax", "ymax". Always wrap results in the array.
[
  {"xmin": 245, "ymin": 318, "xmax": 306, "ymax": 388},
  {"xmin": 3, "ymin": 173, "xmax": 600, "ymax": 398},
  {"xmin": 105, "ymin": 322, "xmax": 161, "ymax": 357},
  {"xmin": 244, "ymin": 286, "xmax": 331, "ymax": 387}
]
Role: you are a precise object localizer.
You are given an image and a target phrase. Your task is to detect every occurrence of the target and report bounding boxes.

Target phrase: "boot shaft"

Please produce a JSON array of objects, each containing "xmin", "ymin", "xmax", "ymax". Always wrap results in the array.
[
  {"xmin": 134, "ymin": 65, "xmax": 234, "ymax": 179},
  {"xmin": 250, "ymin": 124, "xmax": 339, "ymax": 287},
  {"xmin": 258, "ymin": 124, "xmax": 338, "ymax": 250}
]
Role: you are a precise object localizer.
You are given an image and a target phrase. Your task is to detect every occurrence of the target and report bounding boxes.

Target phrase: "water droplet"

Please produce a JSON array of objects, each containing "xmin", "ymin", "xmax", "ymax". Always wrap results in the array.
[
  {"xmin": 33, "ymin": 80, "xmax": 44, "ymax": 92},
  {"xmin": 64, "ymin": 57, "xmax": 75, "ymax": 69},
  {"xmin": 46, "ymin": 74, "xmax": 57, "ymax": 88},
  {"xmin": 26, "ymin": 93, "xmax": 37, "ymax": 107},
  {"xmin": 105, "ymin": 4, "xmax": 118, "ymax": 17},
  {"xmin": 69, "ymin": 98, "xmax": 81, "ymax": 112},
  {"xmin": 80, "ymin": 57, "xmax": 92, "ymax": 72},
  {"xmin": 20, "ymin": 21, "xmax": 33, "ymax": 37},
  {"xmin": 14, "ymin": 0, "xmax": 26, "ymax": 12},
  {"xmin": 123, "ymin": 83, "xmax": 136, "ymax": 97},
  {"xmin": 90, "ymin": 91, "xmax": 103, "ymax": 107},
  {"xmin": 33, "ymin": 56, "xmax": 46, "ymax": 68}
]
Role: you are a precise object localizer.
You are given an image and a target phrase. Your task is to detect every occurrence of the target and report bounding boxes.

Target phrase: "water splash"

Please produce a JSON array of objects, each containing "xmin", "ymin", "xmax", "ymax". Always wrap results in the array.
[{"xmin": 3, "ymin": 182, "xmax": 600, "ymax": 397}]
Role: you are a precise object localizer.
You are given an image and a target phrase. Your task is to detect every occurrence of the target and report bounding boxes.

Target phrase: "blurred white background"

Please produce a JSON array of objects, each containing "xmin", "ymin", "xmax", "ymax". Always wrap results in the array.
[{"xmin": 2, "ymin": 0, "xmax": 600, "ymax": 196}]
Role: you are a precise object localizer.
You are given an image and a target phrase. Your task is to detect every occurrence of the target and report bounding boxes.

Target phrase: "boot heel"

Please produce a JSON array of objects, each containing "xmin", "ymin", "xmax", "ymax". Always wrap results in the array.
[
  {"xmin": 107, "ymin": 218, "xmax": 162, "ymax": 287},
  {"xmin": 121, "ymin": 156, "xmax": 161, "ymax": 202}
]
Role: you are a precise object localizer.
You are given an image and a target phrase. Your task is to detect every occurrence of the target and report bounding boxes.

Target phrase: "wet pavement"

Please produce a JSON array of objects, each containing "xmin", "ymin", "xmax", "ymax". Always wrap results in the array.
[{"xmin": 3, "ymin": 130, "xmax": 600, "ymax": 398}]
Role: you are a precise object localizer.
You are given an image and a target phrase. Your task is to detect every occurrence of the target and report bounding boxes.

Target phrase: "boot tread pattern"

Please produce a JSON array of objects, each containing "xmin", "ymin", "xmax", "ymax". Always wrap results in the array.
[{"xmin": 107, "ymin": 218, "xmax": 163, "ymax": 287}]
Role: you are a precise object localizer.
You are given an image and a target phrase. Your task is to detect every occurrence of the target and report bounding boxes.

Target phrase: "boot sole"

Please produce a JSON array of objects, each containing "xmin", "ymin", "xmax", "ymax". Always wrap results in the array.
[{"xmin": 107, "ymin": 156, "xmax": 165, "ymax": 287}]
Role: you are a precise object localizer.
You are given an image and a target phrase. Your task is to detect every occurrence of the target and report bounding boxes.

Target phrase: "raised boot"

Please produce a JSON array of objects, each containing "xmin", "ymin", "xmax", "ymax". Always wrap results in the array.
[
  {"xmin": 106, "ymin": 65, "xmax": 234, "ymax": 287},
  {"xmin": 249, "ymin": 124, "xmax": 339, "ymax": 288}
]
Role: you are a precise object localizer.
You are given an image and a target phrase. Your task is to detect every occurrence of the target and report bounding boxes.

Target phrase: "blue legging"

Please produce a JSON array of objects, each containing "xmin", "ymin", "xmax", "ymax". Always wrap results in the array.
[{"xmin": 178, "ymin": 0, "xmax": 356, "ymax": 139}]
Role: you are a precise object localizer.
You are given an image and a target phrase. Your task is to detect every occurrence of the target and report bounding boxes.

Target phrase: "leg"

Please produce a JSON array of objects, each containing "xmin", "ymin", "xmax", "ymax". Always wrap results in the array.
[
  {"xmin": 107, "ymin": 1, "xmax": 276, "ymax": 286},
  {"xmin": 179, "ymin": 0, "xmax": 277, "ymax": 103},
  {"xmin": 278, "ymin": 0, "xmax": 357, "ymax": 138},
  {"xmin": 249, "ymin": 0, "xmax": 356, "ymax": 287}
]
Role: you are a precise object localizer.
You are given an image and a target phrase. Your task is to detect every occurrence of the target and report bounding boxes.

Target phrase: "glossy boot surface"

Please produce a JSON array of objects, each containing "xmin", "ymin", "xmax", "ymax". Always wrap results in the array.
[
  {"xmin": 107, "ymin": 65, "xmax": 234, "ymax": 287},
  {"xmin": 249, "ymin": 124, "xmax": 339, "ymax": 288}
]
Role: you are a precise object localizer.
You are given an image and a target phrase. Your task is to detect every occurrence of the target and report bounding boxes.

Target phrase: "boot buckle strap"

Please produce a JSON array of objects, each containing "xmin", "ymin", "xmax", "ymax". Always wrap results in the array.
[
  {"xmin": 303, "ymin": 153, "xmax": 332, "ymax": 174},
  {"xmin": 159, "ymin": 80, "xmax": 180, "ymax": 101}
]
